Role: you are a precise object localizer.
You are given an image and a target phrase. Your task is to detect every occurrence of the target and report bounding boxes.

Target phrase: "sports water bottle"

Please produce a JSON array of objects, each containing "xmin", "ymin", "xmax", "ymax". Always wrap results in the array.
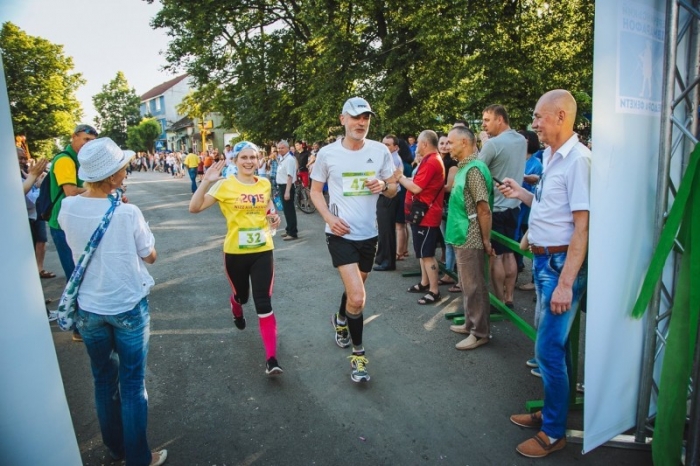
[
  {"xmin": 266, "ymin": 207, "xmax": 277, "ymax": 237},
  {"xmin": 273, "ymin": 194, "xmax": 284, "ymax": 212}
]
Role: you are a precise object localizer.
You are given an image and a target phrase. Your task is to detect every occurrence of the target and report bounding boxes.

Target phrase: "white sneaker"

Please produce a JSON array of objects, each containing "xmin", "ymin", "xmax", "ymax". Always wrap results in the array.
[
  {"xmin": 47, "ymin": 310, "xmax": 58, "ymax": 322},
  {"xmin": 150, "ymin": 449, "xmax": 168, "ymax": 466}
]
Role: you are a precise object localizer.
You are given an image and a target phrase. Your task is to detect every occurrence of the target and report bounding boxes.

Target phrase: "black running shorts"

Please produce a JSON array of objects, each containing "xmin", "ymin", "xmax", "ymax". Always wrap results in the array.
[{"xmin": 326, "ymin": 234, "xmax": 378, "ymax": 273}]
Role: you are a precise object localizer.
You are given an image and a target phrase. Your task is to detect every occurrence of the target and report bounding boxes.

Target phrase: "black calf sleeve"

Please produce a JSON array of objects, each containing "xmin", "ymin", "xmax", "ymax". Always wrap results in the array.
[
  {"xmin": 346, "ymin": 312, "xmax": 363, "ymax": 347},
  {"xmin": 338, "ymin": 292, "xmax": 347, "ymax": 319}
]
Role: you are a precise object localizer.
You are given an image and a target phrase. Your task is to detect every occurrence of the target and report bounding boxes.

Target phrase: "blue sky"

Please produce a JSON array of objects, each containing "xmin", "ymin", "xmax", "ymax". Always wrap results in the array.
[{"xmin": 1, "ymin": 0, "xmax": 175, "ymax": 124}]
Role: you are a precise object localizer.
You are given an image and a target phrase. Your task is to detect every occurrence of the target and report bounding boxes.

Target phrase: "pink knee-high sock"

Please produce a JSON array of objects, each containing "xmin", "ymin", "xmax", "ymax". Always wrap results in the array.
[
  {"xmin": 258, "ymin": 313, "xmax": 277, "ymax": 360},
  {"xmin": 230, "ymin": 295, "xmax": 243, "ymax": 319}
]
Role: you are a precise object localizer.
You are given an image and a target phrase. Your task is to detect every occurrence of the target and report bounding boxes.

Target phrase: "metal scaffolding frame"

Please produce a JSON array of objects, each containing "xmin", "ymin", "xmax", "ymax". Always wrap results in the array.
[{"xmin": 634, "ymin": 0, "xmax": 700, "ymax": 463}]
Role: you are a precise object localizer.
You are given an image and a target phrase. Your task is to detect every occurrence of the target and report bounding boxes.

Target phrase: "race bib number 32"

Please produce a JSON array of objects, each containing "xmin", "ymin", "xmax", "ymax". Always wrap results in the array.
[
  {"xmin": 238, "ymin": 227, "xmax": 267, "ymax": 249},
  {"xmin": 342, "ymin": 171, "xmax": 375, "ymax": 196}
]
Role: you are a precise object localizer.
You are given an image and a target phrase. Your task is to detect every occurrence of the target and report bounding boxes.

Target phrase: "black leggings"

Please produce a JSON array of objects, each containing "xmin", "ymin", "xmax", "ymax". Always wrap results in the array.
[{"xmin": 224, "ymin": 251, "xmax": 274, "ymax": 314}]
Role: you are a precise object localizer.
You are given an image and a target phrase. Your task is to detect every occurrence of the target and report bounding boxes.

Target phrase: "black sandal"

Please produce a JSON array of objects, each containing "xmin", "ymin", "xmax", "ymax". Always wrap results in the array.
[
  {"xmin": 438, "ymin": 278, "xmax": 456, "ymax": 285},
  {"xmin": 407, "ymin": 282, "xmax": 429, "ymax": 293},
  {"xmin": 418, "ymin": 291, "xmax": 441, "ymax": 305}
]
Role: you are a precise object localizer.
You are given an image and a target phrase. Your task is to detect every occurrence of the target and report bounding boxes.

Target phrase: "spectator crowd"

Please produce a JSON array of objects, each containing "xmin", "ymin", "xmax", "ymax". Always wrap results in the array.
[{"xmin": 19, "ymin": 89, "xmax": 590, "ymax": 464}]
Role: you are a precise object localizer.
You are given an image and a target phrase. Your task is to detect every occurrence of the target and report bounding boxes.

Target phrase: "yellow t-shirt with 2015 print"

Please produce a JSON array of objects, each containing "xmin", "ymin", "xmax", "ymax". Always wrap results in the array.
[{"xmin": 207, "ymin": 176, "xmax": 274, "ymax": 254}]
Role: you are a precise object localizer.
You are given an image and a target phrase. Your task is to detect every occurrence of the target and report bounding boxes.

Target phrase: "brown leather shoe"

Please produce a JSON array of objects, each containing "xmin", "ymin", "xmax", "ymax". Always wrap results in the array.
[
  {"xmin": 510, "ymin": 411, "xmax": 543, "ymax": 428},
  {"xmin": 516, "ymin": 431, "xmax": 566, "ymax": 458}
]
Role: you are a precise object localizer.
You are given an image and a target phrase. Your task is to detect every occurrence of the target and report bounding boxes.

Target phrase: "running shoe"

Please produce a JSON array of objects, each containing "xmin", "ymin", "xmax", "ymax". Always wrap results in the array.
[
  {"xmin": 332, "ymin": 313, "xmax": 350, "ymax": 348},
  {"xmin": 47, "ymin": 310, "xmax": 58, "ymax": 322},
  {"xmin": 233, "ymin": 316, "xmax": 246, "ymax": 330},
  {"xmin": 231, "ymin": 298, "xmax": 246, "ymax": 330},
  {"xmin": 526, "ymin": 358, "xmax": 538, "ymax": 368},
  {"xmin": 266, "ymin": 357, "xmax": 283, "ymax": 375},
  {"xmin": 349, "ymin": 353, "xmax": 370, "ymax": 383}
]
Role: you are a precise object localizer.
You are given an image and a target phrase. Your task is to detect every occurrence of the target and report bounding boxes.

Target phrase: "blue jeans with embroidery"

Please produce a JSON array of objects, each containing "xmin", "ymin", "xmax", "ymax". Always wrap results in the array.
[
  {"xmin": 533, "ymin": 252, "xmax": 587, "ymax": 439},
  {"xmin": 77, "ymin": 297, "xmax": 151, "ymax": 465}
]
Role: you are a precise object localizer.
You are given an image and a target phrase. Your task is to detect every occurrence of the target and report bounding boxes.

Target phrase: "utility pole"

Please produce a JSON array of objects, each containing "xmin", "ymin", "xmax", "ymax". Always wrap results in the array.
[{"xmin": 198, "ymin": 115, "xmax": 211, "ymax": 151}]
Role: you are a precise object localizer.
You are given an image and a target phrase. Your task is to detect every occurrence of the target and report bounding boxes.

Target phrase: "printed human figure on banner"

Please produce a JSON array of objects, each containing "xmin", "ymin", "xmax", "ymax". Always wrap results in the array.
[{"xmin": 616, "ymin": 0, "xmax": 664, "ymax": 115}]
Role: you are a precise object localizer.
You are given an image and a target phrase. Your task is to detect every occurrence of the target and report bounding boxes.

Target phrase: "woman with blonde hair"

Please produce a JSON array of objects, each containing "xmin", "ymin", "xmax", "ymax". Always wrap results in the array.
[
  {"xmin": 189, "ymin": 141, "xmax": 284, "ymax": 375},
  {"xmin": 59, "ymin": 138, "xmax": 166, "ymax": 466}
]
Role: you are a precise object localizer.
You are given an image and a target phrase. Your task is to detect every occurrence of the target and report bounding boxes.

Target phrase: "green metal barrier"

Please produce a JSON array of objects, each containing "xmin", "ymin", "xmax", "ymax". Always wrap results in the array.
[
  {"xmin": 437, "ymin": 227, "xmax": 582, "ymax": 411},
  {"xmin": 440, "ymin": 230, "xmax": 536, "ymax": 340}
]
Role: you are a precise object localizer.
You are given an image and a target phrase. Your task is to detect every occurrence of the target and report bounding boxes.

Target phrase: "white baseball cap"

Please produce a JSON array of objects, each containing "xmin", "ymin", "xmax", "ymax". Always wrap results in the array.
[{"xmin": 342, "ymin": 97, "xmax": 376, "ymax": 117}]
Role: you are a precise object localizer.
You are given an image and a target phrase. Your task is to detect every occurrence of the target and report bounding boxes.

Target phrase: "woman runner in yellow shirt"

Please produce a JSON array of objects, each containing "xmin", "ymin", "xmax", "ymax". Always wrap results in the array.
[{"xmin": 189, "ymin": 142, "xmax": 283, "ymax": 375}]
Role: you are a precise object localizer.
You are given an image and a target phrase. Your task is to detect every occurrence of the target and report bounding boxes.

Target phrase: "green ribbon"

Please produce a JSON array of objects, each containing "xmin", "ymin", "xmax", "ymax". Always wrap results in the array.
[
  {"xmin": 630, "ymin": 143, "xmax": 699, "ymax": 465},
  {"xmin": 491, "ymin": 230, "xmax": 533, "ymax": 259},
  {"xmin": 631, "ymin": 143, "xmax": 699, "ymax": 319}
]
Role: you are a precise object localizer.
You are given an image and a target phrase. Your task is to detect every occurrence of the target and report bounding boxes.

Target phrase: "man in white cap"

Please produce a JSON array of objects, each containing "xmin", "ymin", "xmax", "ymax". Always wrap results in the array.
[{"xmin": 310, "ymin": 97, "xmax": 397, "ymax": 383}]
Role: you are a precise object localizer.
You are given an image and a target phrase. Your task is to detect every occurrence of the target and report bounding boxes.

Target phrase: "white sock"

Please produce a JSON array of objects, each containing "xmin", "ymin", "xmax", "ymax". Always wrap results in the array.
[{"xmin": 548, "ymin": 436, "xmax": 559, "ymax": 444}]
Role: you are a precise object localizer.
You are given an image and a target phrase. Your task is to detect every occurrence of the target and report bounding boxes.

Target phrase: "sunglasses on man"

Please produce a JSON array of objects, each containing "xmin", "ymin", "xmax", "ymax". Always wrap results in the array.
[{"xmin": 75, "ymin": 125, "xmax": 99, "ymax": 137}]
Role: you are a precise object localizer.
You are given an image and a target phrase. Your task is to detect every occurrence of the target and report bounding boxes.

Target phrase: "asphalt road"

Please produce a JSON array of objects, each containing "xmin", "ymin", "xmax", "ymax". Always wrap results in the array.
[{"xmin": 41, "ymin": 169, "xmax": 652, "ymax": 466}]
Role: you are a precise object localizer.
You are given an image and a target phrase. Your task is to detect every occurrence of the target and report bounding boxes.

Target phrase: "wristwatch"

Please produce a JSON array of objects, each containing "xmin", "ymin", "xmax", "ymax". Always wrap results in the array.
[{"xmin": 382, "ymin": 181, "xmax": 389, "ymax": 192}]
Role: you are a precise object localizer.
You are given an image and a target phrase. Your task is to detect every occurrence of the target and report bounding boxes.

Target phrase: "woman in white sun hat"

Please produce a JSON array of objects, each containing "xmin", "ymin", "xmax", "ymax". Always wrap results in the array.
[{"xmin": 58, "ymin": 137, "xmax": 166, "ymax": 466}]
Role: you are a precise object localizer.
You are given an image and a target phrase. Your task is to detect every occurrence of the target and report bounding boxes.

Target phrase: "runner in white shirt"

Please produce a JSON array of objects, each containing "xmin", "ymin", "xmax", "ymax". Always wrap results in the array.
[{"xmin": 310, "ymin": 97, "xmax": 397, "ymax": 383}]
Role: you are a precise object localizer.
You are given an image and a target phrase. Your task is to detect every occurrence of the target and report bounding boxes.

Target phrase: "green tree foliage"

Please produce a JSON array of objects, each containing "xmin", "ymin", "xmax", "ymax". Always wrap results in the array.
[
  {"xmin": 0, "ymin": 22, "xmax": 84, "ymax": 157},
  {"xmin": 126, "ymin": 118, "xmax": 162, "ymax": 152},
  {"xmin": 92, "ymin": 71, "xmax": 141, "ymax": 148},
  {"xmin": 148, "ymin": 0, "xmax": 593, "ymax": 141},
  {"xmin": 176, "ymin": 88, "xmax": 214, "ymax": 121}
]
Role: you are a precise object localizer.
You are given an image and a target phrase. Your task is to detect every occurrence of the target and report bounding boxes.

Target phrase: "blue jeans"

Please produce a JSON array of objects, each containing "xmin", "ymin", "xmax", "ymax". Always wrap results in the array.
[
  {"xmin": 533, "ymin": 252, "xmax": 587, "ymax": 439},
  {"xmin": 188, "ymin": 167, "xmax": 198, "ymax": 193},
  {"xmin": 439, "ymin": 219, "xmax": 456, "ymax": 272},
  {"xmin": 50, "ymin": 227, "xmax": 75, "ymax": 281},
  {"xmin": 76, "ymin": 297, "xmax": 152, "ymax": 466}
]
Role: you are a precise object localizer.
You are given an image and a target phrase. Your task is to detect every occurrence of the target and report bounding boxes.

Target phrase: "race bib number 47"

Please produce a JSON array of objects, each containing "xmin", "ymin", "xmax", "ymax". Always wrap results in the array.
[{"xmin": 342, "ymin": 171, "xmax": 375, "ymax": 196}]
